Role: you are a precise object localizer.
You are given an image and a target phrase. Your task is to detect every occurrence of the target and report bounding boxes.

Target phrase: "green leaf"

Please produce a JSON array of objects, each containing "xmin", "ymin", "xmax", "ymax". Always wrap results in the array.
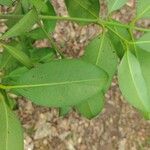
[
  {"xmin": 2, "ymin": 44, "xmax": 33, "ymax": 68},
  {"xmin": 2, "ymin": 9, "xmax": 38, "ymax": 39},
  {"xmin": 83, "ymin": 34, "xmax": 118, "ymax": 91},
  {"xmin": 2, "ymin": 67, "xmax": 28, "ymax": 84},
  {"xmin": 0, "ymin": 0, "xmax": 12, "ymax": 6},
  {"xmin": 21, "ymin": 0, "xmax": 31, "ymax": 13},
  {"xmin": 107, "ymin": 23, "xmax": 135, "ymax": 57},
  {"xmin": 12, "ymin": 59, "xmax": 108, "ymax": 107},
  {"xmin": 108, "ymin": 32, "xmax": 125, "ymax": 59},
  {"xmin": 76, "ymin": 92, "xmax": 104, "ymax": 119},
  {"xmin": 29, "ymin": 48, "xmax": 55, "ymax": 63},
  {"xmin": 107, "ymin": 26, "xmax": 127, "ymax": 59},
  {"xmin": 136, "ymin": 32, "xmax": 150, "ymax": 52},
  {"xmin": 6, "ymin": 2, "xmax": 23, "ymax": 28},
  {"xmin": 27, "ymin": 28, "xmax": 47, "ymax": 40},
  {"xmin": 30, "ymin": 0, "xmax": 51, "ymax": 14},
  {"xmin": 136, "ymin": 48, "xmax": 150, "ymax": 119},
  {"xmin": 118, "ymin": 50, "xmax": 150, "ymax": 113},
  {"xmin": 65, "ymin": 0, "xmax": 99, "ymax": 24},
  {"xmin": 0, "ymin": 93, "xmax": 23, "ymax": 150},
  {"xmin": 0, "ymin": 50, "xmax": 20, "ymax": 74},
  {"xmin": 136, "ymin": 0, "xmax": 150, "ymax": 19},
  {"xmin": 59, "ymin": 107, "xmax": 70, "ymax": 117},
  {"xmin": 31, "ymin": 0, "xmax": 56, "ymax": 33},
  {"xmin": 107, "ymin": 0, "xmax": 128, "ymax": 14}
]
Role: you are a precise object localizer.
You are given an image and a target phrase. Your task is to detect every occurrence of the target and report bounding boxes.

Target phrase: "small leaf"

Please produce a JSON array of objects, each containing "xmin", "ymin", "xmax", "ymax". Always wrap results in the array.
[
  {"xmin": 136, "ymin": 0, "xmax": 150, "ymax": 19},
  {"xmin": 118, "ymin": 50, "xmax": 150, "ymax": 113},
  {"xmin": 0, "ymin": 93, "xmax": 23, "ymax": 150},
  {"xmin": 107, "ymin": 0, "xmax": 128, "ymax": 14},
  {"xmin": 76, "ymin": 92, "xmax": 104, "ymax": 119},
  {"xmin": 2, "ymin": 44, "xmax": 33, "ymax": 68},
  {"xmin": 83, "ymin": 34, "xmax": 118, "ymax": 91},
  {"xmin": 0, "ymin": 0, "xmax": 12, "ymax": 6},
  {"xmin": 2, "ymin": 9, "xmax": 38, "ymax": 39},
  {"xmin": 65, "ymin": 0, "xmax": 99, "ymax": 24},
  {"xmin": 12, "ymin": 59, "xmax": 108, "ymax": 107},
  {"xmin": 136, "ymin": 32, "xmax": 150, "ymax": 52}
]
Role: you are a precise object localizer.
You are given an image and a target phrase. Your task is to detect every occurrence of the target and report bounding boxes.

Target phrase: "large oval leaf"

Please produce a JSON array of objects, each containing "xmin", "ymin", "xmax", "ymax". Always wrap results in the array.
[
  {"xmin": 118, "ymin": 50, "xmax": 150, "ymax": 113},
  {"xmin": 0, "ymin": 93, "xmax": 23, "ymax": 150},
  {"xmin": 76, "ymin": 92, "xmax": 104, "ymax": 119},
  {"xmin": 12, "ymin": 59, "xmax": 108, "ymax": 107}
]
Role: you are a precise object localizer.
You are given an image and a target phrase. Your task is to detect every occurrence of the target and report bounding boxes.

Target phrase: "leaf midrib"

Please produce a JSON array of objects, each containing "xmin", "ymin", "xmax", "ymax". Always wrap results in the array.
[
  {"xmin": 7, "ymin": 78, "xmax": 102, "ymax": 89},
  {"xmin": 96, "ymin": 34, "xmax": 105, "ymax": 65},
  {"xmin": 127, "ymin": 52, "xmax": 148, "ymax": 110}
]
